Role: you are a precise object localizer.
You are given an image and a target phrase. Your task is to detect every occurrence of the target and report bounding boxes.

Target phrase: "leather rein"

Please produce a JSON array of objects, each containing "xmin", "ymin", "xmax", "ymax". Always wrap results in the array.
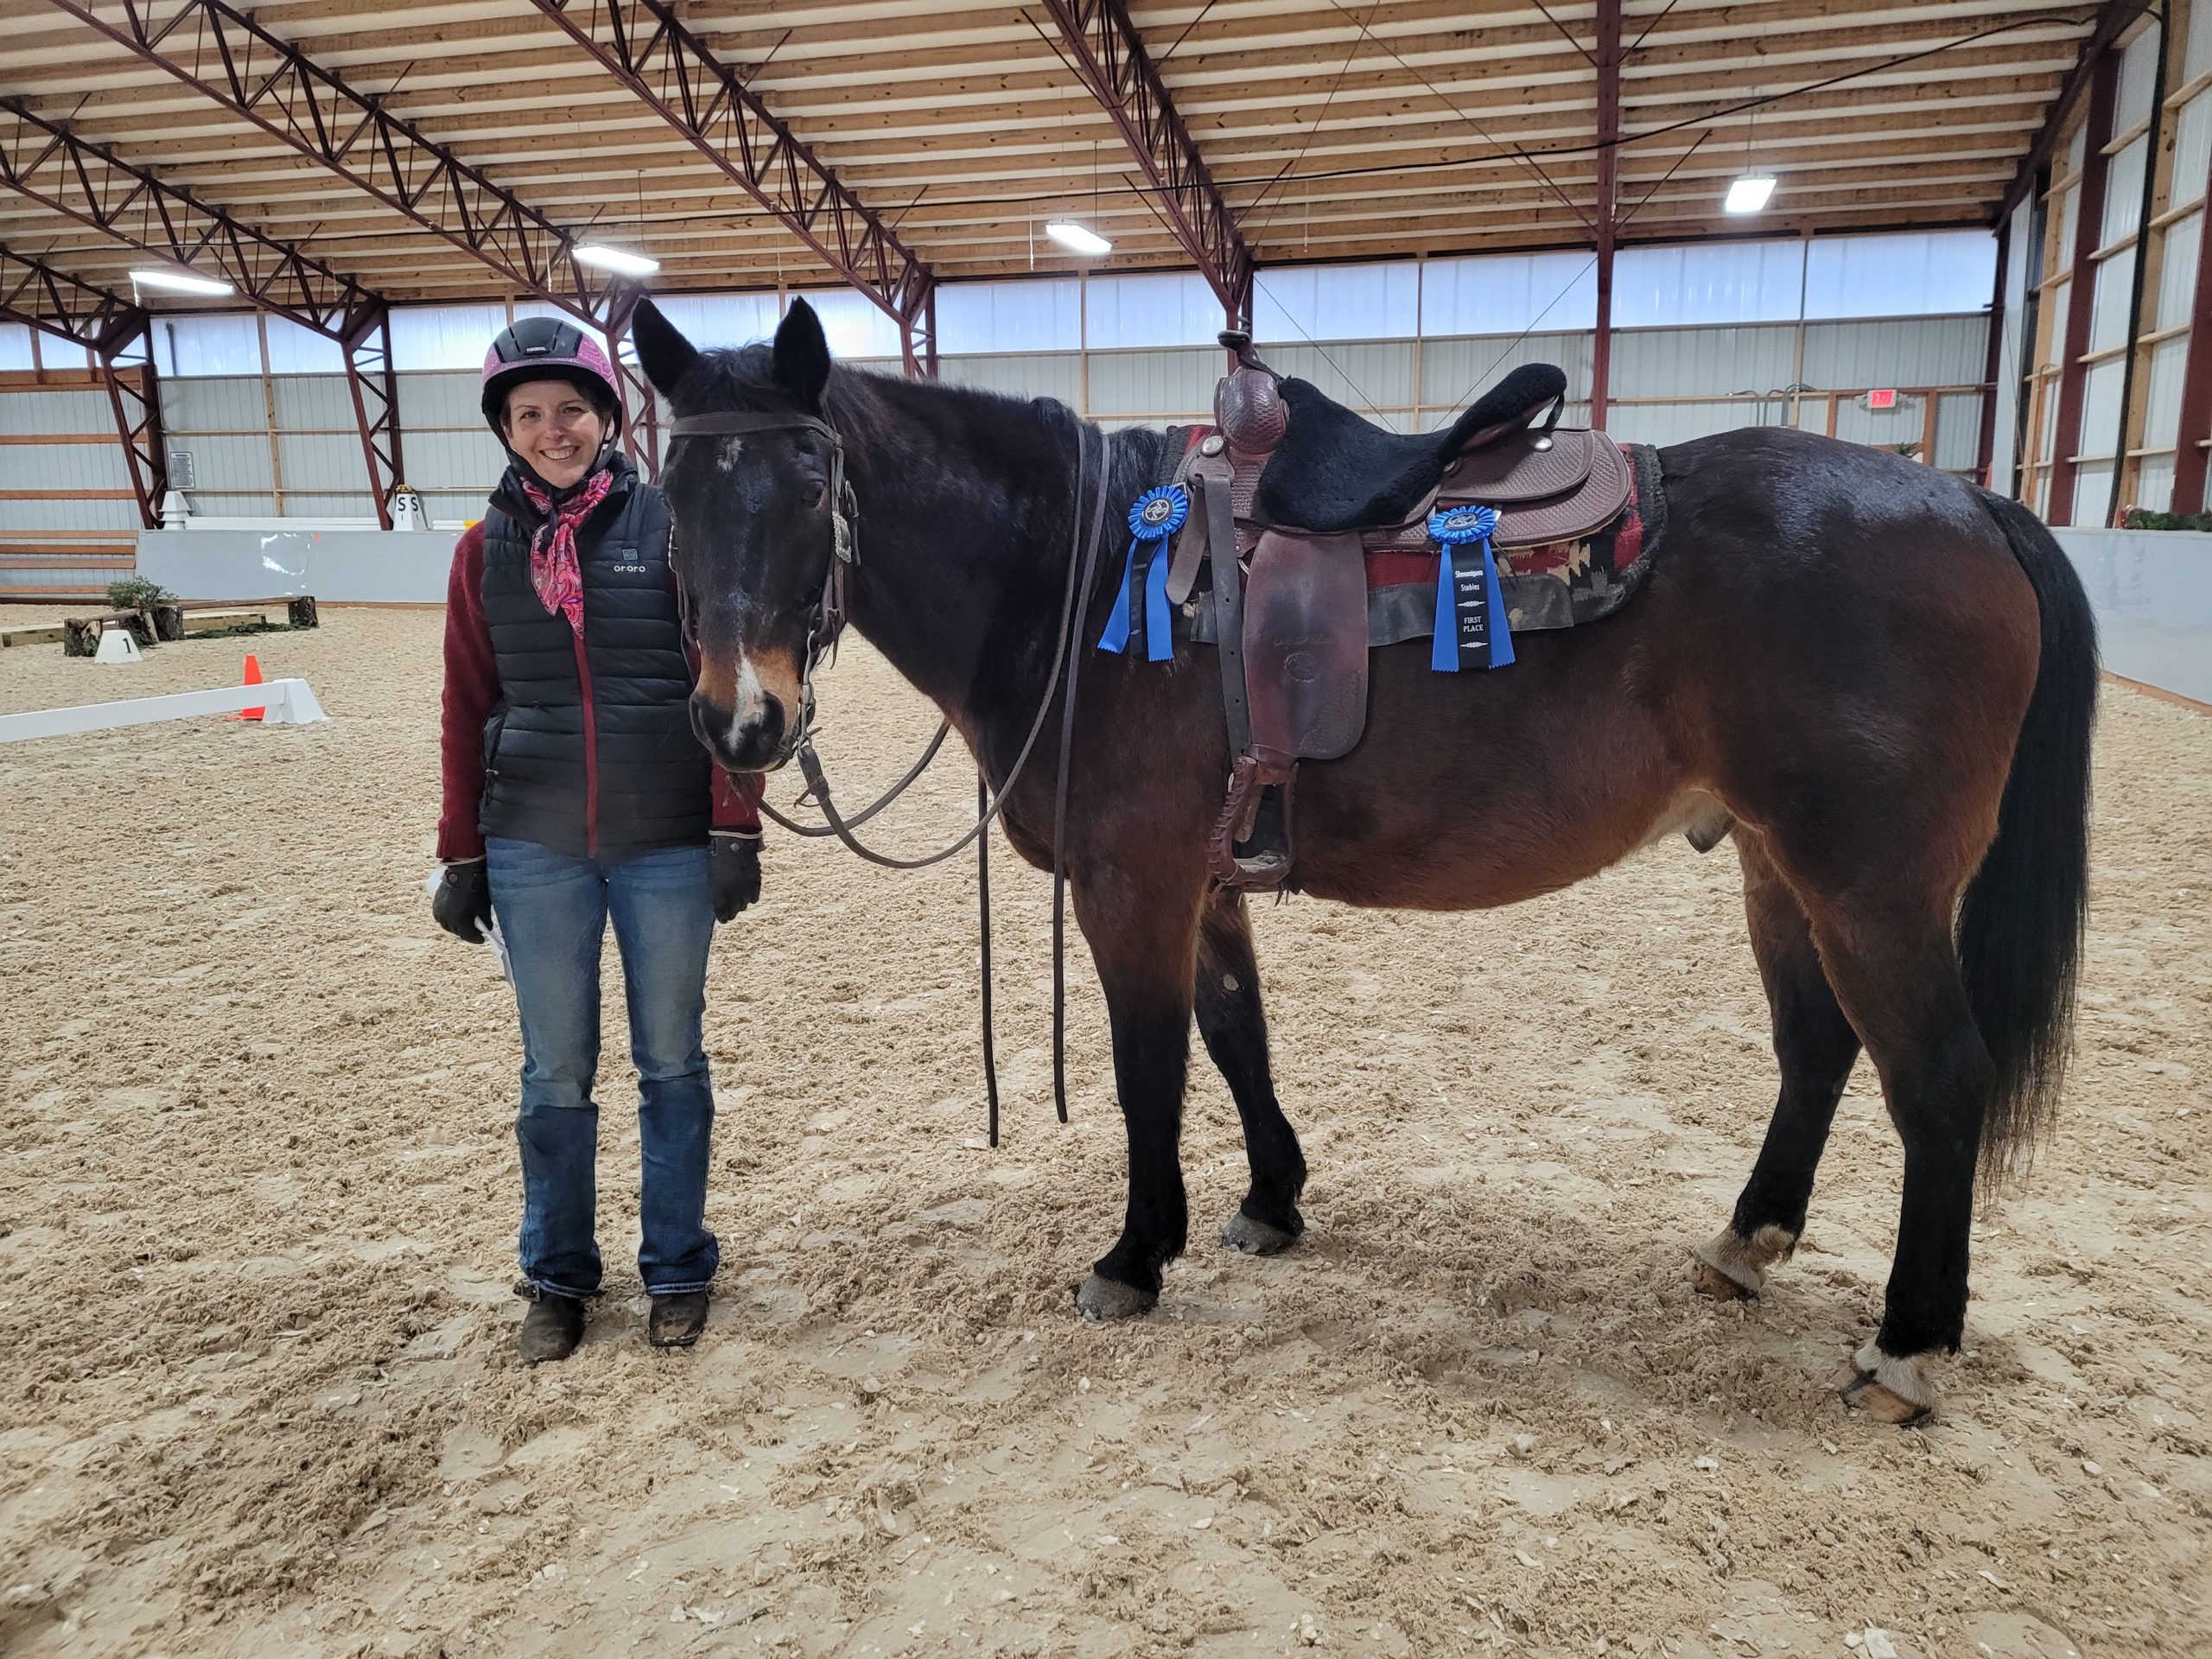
[{"xmin": 665, "ymin": 407, "xmax": 1121, "ymax": 1137}]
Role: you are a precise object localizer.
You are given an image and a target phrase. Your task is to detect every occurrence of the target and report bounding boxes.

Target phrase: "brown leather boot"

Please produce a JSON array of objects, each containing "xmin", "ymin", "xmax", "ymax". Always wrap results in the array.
[
  {"xmin": 648, "ymin": 1290, "xmax": 709, "ymax": 1349},
  {"xmin": 518, "ymin": 1294, "xmax": 586, "ymax": 1365}
]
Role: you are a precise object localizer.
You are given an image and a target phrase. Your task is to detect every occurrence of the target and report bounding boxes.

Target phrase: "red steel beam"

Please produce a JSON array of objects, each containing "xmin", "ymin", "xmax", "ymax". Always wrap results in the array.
[
  {"xmin": 527, "ymin": 0, "xmax": 937, "ymax": 373},
  {"xmin": 45, "ymin": 0, "xmax": 621, "ymax": 328},
  {"xmin": 1997, "ymin": 0, "xmax": 2150, "ymax": 224},
  {"xmin": 1039, "ymin": 0, "xmax": 1255, "ymax": 327},
  {"xmin": 1975, "ymin": 213, "xmax": 2011, "ymax": 487},
  {"xmin": 42, "ymin": 0, "xmax": 664, "ymax": 474},
  {"xmin": 0, "ymin": 100, "xmax": 407, "ymax": 522},
  {"xmin": 2045, "ymin": 51, "xmax": 2118, "ymax": 526},
  {"xmin": 0, "ymin": 242, "xmax": 166, "ymax": 527},
  {"xmin": 1590, "ymin": 0, "xmax": 1622, "ymax": 426},
  {"xmin": 2171, "ymin": 143, "xmax": 2212, "ymax": 512}
]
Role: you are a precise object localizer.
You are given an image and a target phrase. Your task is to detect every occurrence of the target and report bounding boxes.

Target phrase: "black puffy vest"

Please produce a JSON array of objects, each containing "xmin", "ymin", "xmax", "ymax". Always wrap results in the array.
[{"xmin": 478, "ymin": 457, "xmax": 709, "ymax": 860}]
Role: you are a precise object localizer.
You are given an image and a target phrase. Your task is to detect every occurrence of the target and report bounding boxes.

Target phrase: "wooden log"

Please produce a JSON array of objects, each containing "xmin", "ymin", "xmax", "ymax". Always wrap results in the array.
[{"xmin": 0, "ymin": 622, "xmax": 66, "ymax": 647}]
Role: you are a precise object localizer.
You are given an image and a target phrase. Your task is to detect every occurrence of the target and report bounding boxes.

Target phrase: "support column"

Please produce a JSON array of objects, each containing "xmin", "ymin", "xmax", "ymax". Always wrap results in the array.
[
  {"xmin": 1590, "ymin": 0, "xmax": 1622, "ymax": 425},
  {"xmin": 1976, "ymin": 217, "xmax": 2012, "ymax": 487},
  {"xmin": 94, "ymin": 314, "xmax": 166, "ymax": 531},
  {"xmin": 341, "ymin": 305, "xmax": 404, "ymax": 529},
  {"xmin": 2171, "ymin": 116, "xmax": 2212, "ymax": 510},
  {"xmin": 2047, "ymin": 51, "xmax": 2120, "ymax": 527}
]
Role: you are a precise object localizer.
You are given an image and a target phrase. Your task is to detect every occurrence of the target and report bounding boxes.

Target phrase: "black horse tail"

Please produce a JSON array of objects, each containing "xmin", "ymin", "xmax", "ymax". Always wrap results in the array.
[{"xmin": 1961, "ymin": 488, "xmax": 2098, "ymax": 1195}]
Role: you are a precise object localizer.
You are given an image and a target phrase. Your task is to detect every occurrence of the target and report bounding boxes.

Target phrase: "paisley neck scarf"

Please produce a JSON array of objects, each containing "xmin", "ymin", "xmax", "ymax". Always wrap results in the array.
[{"xmin": 518, "ymin": 465, "xmax": 613, "ymax": 632}]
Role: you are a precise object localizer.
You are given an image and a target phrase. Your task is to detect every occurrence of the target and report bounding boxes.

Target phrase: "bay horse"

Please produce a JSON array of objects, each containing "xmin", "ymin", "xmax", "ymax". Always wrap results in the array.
[{"xmin": 632, "ymin": 296, "xmax": 2094, "ymax": 1423}]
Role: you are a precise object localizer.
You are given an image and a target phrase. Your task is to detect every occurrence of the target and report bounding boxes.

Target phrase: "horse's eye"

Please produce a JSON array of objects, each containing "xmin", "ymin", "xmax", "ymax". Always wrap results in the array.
[{"xmin": 804, "ymin": 480, "xmax": 828, "ymax": 512}]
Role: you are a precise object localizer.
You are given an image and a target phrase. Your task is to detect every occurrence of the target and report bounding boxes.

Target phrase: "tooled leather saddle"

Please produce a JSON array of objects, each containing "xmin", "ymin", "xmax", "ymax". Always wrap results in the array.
[{"xmin": 1159, "ymin": 333, "xmax": 1638, "ymax": 890}]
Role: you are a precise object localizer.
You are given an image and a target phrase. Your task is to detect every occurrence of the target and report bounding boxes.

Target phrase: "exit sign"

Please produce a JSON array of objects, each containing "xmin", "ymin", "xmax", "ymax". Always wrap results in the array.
[{"xmin": 1866, "ymin": 388, "xmax": 1898, "ymax": 410}]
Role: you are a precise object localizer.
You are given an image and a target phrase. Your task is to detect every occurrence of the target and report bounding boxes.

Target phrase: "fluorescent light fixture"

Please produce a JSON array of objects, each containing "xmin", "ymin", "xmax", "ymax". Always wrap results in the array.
[
  {"xmin": 1044, "ymin": 221, "xmax": 1113, "ymax": 256},
  {"xmin": 129, "ymin": 267, "xmax": 234, "ymax": 296},
  {"xmin": 1724, "ymin": 174, "xmax": 1777, "ymax": 214},
  {"xmin": 574, "ymin": 243, "xmax": 661, "ymax": 276}
]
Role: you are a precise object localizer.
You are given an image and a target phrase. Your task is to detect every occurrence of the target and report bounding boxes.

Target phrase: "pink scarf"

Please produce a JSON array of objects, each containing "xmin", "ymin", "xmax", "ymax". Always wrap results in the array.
[{"xmin": 519, "ymin": 466, "xmax": 614, "ymax": 632}]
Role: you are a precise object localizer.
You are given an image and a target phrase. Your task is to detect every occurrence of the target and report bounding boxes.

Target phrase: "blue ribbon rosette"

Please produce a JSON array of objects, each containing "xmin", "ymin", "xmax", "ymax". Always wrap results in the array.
[
  {"xmin": 1097, "ymin": 484, "xmax": 1189, "ymax": 662},
  {"xmin": 1428, "ymin": 503, "xmax": 1516, "ymax": 672}
]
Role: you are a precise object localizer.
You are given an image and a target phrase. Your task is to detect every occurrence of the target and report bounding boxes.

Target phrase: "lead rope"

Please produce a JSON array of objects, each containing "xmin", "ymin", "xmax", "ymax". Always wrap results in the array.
[
  {"xmin": 1051, "ymin": 427, "xmax": 1117, "ymax": 1124},
  {"xmin": 977, "ymin": 768, "xmax": 1001, "ymax": 1147}
]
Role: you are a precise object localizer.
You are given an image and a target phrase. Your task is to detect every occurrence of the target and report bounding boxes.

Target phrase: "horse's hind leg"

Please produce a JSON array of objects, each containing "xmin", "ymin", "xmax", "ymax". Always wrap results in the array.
[
  {"xmin": 1195, "ymin": 891, "xmax": 1307, "ymax": 1255},
  {"xmin": 1798, "ymin": 892, "xmax": 1996, "ymax": 1424},
  {"xmin": 1693, "ymin": 836, "xmax": 1862, "ymax": 1300}
]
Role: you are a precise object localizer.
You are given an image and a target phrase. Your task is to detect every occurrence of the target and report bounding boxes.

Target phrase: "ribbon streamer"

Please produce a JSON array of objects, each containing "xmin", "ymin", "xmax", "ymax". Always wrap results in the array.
[
  {"xmin": 1098, "ymin": 485, "xmax": 1188, "ymax": 663},
  {"xmin": 1428, "ymin": 504, "xmax": 1516, "ymax": 672}
]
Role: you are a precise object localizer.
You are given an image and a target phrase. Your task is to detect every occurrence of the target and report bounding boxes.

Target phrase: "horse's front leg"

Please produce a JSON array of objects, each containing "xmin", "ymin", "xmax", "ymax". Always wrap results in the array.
[
  {"xmin": 1071, "ymin": 862, "xmax": 1206, "ymax": 1322},
  {"xmin": 1196, "ymin": 889, "xmax": 1307, "ymax": 1255}
]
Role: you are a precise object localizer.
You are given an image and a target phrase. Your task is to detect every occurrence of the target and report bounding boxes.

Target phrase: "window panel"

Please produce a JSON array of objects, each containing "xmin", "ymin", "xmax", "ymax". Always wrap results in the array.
[
  {"xmin": 0, "ymin": 324, "xmax": 33, "ymax": 372},
  {"xmin": 935, "ymin": 279, "xmax": 1080, "ymax": 354},
  {"xmin": 1084, "ymin": 271, "xmax": 1224, "ymax": 350},
  {"xmin": 2145, "ymin": 335, "xmax": 2190, "ymax": 448},
  {"xmin": 1420, "ymin": 251, "xmax": 1597, "ymax": 334},
  {"xmin": 157, "ymin": 313, "xmax": 263, "ymax": 377},
  {"xmin": 1614, "ymin": 240, "xmax": 1801, "ymax": 326},
  {"xmin": 1253, "ymin": 262, "xmax": 1418, "ymax": 343},
  {"xmin": 262, "ymin": 316, "xmax": 346, "ymax": 375},
  {"xmin": 791, "ymin": 289, "xmax": 903, "ymax": 359},
  {"xmin": 2116, "ymin": 25, "xmax": 2161, "ymax": 132},
  {"xmin": 1802, "ymin": 230, "xmax": 1998, "ymax": 319},
  {"xmin": 650, "ymin": 293, "xmax": 783, "ymax": 351},
  {"xmin": 390, "ymin": 303, "xmax": 509, "ymax": 372}
]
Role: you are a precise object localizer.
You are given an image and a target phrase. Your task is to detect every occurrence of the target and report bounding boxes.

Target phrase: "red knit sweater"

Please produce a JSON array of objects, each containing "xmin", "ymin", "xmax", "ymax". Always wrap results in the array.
[{"xmin": 436, "ymin": 522, "xmax": 762, "ymax": 861}]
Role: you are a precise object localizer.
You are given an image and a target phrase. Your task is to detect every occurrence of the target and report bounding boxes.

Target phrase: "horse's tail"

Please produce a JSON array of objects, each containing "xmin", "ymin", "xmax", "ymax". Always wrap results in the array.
[{"xmin": 1961, "ymin": 488, "xmax": 2098, "ymax": 1194}]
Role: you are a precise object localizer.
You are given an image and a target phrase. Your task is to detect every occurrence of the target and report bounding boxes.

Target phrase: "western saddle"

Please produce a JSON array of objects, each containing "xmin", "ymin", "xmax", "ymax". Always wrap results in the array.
[{"xmin": 1162, "ymin": 332, "xmax": 1631, "ymax": 889}]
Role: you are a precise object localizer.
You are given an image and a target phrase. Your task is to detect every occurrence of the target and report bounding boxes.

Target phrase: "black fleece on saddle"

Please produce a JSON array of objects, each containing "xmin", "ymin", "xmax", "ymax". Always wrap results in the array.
[{"xmin": 1254, "ymin": 362, "xmax": 1570, "ymax": 534}]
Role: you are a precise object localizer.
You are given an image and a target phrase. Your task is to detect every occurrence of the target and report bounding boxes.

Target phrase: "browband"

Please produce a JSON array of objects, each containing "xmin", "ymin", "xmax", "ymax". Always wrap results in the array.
[{"xmin": 667, "ymin": 410, "xmax": 842, "ymax": 445}]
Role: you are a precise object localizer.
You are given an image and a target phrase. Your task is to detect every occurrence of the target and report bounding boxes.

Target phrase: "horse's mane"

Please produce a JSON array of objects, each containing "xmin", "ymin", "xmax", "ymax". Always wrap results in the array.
[{"xmin": 680, "ymin": 340, "xmax": 1093, "ymax": 456}]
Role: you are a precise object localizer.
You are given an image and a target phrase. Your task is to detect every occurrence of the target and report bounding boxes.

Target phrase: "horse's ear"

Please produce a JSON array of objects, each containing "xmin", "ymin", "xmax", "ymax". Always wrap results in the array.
[
  {"xmin": 631, "ymin": 297, "xmax": 697, "ymax": 400},
  {"xmin": 772, "ymin": 298, "xmax": 832, "ymax": 408}
]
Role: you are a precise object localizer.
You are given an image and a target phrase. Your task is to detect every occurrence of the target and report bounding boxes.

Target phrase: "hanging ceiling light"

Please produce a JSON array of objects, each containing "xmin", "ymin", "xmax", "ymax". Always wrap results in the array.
[
  {"xmin": 574, "ymin": 243, "xmax": 661, "ymax": 276},
  {"xmin": 1044, "ymin": 221, "xmax": 1112, "ymax": 256},
  {"xmin": 129, "ymin": 267, "xmax": 234, "ymax": 296},
  {"xmin": 1724, "ymin": 175, "xmax": 1777, "ymax": 214}
]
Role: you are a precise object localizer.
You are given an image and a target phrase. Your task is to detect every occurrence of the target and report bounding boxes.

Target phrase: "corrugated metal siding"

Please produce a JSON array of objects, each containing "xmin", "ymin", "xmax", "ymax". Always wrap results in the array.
[
  {"xmin": 0, "ymin": 495, "xmax": 139, "ymax": 531},
  {"xmin": 1611, "ymin": 325, "xmax": 1798, "ymax": 399},
  {"xmin": 162, "ymin": 375, "xmax": 268, "ymax": 434},
  {"xmin": 1421, "ymin": 331, "xmax": 1592, "ymax": 410},
  {"xmin": 1084, "ymin": 349, "xmax": 1218, "ymax": 422},
  {"xmin": 270, "ymin": 374, "xmax": 365, "ymax": 432},
  {"xmin": 939, "ymin": 353, "xmax": 1083, "ymax": 406},
  {"xmin": 1801, "ymin": 316, "xmax": 1988, "ymax": 390},
  {"xmin": 0, "ymin": 442, "xmax": 132, "ymax": 493},
  {"xmin": 397, "ymin": 370, "xmax": 484, "ymax": 433},
  {"xmin": 0, "ymin": 388, "xmax": 111, "ymax": 435}
]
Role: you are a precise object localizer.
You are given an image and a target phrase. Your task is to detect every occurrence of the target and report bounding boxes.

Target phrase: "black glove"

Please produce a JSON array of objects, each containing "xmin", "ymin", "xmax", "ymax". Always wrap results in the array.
[
  {"xmin": 709, "ymin": 831, "xmax": 762, "ymax": 923},
  {"xmin": 432, "ymin": 858, "xmax": 494, "ymax": 944}
]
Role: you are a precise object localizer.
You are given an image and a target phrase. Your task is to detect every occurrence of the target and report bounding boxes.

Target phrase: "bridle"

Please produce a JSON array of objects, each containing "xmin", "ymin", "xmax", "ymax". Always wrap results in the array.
[
  {"xmin": 665, "ymin": 409, "xmax": 857, "ymax": 757},
  {"xmin": 664, "ymin": 403, "xmax": 1121, "ymax": 1139}
]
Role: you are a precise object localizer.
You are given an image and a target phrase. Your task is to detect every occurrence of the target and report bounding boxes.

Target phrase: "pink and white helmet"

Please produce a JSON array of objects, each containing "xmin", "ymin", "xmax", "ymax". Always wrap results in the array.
[{"xmin": 480, "ymin": 316, "xmax": 625, "ymax": 438}]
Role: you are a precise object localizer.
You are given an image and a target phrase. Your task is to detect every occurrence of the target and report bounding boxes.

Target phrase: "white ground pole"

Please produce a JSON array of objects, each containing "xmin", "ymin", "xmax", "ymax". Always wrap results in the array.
[{"xmin": 0, "ymin": 678, "xmax": 328, "ymax": 743}]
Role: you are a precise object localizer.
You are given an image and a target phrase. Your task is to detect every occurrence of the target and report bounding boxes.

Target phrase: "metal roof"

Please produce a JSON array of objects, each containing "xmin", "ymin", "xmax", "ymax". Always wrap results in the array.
[{"xmin": 0, "ymin": 0, "xmax": 2100, "ymax": 309}]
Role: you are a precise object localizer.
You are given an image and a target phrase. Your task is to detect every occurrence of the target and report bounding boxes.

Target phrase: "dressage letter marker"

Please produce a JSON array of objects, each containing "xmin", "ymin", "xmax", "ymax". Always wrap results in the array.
[{"xmin": 1098, "ymin": 485, "xmax": 1188, "ymax": 663}]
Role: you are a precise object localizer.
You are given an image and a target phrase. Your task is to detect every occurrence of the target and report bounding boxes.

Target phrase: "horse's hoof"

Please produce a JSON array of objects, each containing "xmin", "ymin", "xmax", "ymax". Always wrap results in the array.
[
  {"xmin": 1690, "ymin": 1224, "xmax": 1799, "ymax": 1300},
  {"xmin": 1075, "ymin": 1274, "xmax": 1158, "ymax": 1323},
  {"xmin": 1839, "ymin": 1341, "xmax": 1936, "ymax": 1427},
  {"xmin": 1688, "ymin": 1254, "xmax": 1756, "ymax": 1301},
  {"xmin": 1223, "ymin": 1211, "xmax": 1300, "ymax": 1256}
]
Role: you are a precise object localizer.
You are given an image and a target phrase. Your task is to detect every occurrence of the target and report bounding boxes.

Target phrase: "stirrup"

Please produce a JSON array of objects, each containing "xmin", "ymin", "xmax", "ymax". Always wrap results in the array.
[{"xmin": 1209, "ymin": 756, "xmax": 1296, "ymax": 889}]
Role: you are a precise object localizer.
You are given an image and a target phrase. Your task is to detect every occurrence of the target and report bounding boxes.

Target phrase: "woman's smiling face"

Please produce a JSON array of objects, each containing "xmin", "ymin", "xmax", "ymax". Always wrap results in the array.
[{"xmin": 501, "ymin": 378, "xmax": 609, "ymax": 490}]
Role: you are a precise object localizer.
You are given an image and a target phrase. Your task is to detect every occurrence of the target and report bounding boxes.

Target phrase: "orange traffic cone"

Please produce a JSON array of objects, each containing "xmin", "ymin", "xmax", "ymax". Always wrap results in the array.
[{"xmin": 232, "ymin": 653, "xmax": 265, "ymax": 721}]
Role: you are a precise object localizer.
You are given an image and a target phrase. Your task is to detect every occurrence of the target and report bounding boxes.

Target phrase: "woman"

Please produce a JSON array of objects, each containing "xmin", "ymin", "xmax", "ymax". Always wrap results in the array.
[{"xmin": 429, "ymin": 316, "xmax": 763, "ymax": 1365}]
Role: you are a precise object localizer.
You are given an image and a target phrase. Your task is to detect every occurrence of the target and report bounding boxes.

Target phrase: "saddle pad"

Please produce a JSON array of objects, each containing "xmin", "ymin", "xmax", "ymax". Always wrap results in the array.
[{"xmin": 1183, "ymin": 442, "xmax": 1667, "ymax": 645}]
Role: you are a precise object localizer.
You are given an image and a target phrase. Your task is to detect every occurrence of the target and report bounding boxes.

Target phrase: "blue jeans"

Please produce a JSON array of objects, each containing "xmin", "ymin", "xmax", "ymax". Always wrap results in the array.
[{"xmin": 486, "ymin": 836, "xmax": 719, "ymax": 1300}]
